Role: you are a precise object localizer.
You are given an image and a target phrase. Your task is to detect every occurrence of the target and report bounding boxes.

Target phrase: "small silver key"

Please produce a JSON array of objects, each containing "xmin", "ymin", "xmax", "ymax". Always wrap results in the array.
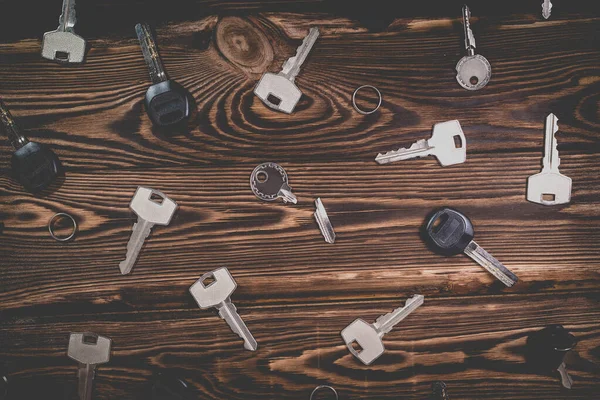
[
  {"xmin": 250, "ymin": 162, "xmax": 297, "ymax": 204},
  {"xmin": 254, "ymin": 27, "xmax": 320, "ymax": 114},
  {"xmin": 119, "ymin": 187, "xmax": 178, "ymax": 275},
  {"xmin": 456, "ymin": 5, "xmax": 491, "ymax": 90},
  {"xmin": 314, "ymin": 198, "xmax": 335, "ymax": 244},
  {"xmin": 375, "ymin": 120, "xmax": 466, "ymax": 166},
  {"xmin": 189, "ymin": 267, "xmax": 258, "ymax": 351},
  {"xmin": 67, "ymin": 332, "xmax": 111, "ymax": 400},
  {"xmin": 42, "ymin": 0, "xmax": 86, "ymax": 63},
  {"xmin": 542, "ymin": 0, "xmax": 553, "ymax": 19},
  {"xmin": 527, "ymin": 114, "xmax": 571, "ymax": 206},
  {"xmin": 341, "ymin": 294, "xmax": 424, "ymax": 365},
  {"xmin": 557, "ymin": 362, "xmax": 573, "ymax": 389}
]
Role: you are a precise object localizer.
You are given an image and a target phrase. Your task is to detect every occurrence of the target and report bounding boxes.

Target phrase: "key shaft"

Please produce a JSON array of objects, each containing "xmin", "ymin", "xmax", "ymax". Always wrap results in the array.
[
  {"xmin": 217, "ymin": 301, "xmax": 258, "ymax": 351},
  {"xmin": 542, "ymin": 113, "xmax": 560, "ymax": 172},
  {"xmin": 462, "ymin": 5, "xmax": 476, "ymax": 56},
  {"xmin": 119, "ymin": 219, "xmax": 153, "ymax": 275},
  {"xmin": 557, "ymin": 362, "xmax": 573, "ymax": 389},
  {"xmin": 0, "ymin": 99, "xmax": 28, "ymax": 150},
  {"xmin": 136, "ymin": 23, "xmax": 168, "ymax": 84},
  {"xmin": 373, "ymin": 294, "xmax": 424, "ymax": 335},
  {"xmin": 77, "ymin": 363, "xmax": 96, "ymax": 400},
  {"xmin": 281, "ymin": 27, "xmax": 320, "ymax": 81},
  {"xmin": 58, "ymin": 0, "xmax": 77, "ymax": 32},
  {"xmin": 375, "ymin": 139, "xmax": 431, "ymax": 164},
  {"xmin": 314, "ymin": 198, "xmax": 336, "ymax": 244},
  {"xmin": 542, "ymin": 0, "xmax": 553, "ymax": 19},
  {"xmin": 463, "ymin": 240, "xmax": 518, "ymax": 287}
]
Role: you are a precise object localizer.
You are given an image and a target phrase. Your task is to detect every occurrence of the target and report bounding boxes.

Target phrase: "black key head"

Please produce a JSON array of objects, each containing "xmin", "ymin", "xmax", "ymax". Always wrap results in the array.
[
  {"xmin": 526, "ymin": 324, "xmax": 577, "ymax": 370},
  {"xmin": 424, "ymin": 207, "xmax": 474, "ymax": 256},
  {"xmin": 150, "ymin": 372, "xmax": 194, "ymax": 400},
  {"xmin": 11, "ymin": 141, "xmax": 61, "ymax": 192},
  {"xmin": 145, "ymin": 80, "xmax": 192, "ymax": 127}
]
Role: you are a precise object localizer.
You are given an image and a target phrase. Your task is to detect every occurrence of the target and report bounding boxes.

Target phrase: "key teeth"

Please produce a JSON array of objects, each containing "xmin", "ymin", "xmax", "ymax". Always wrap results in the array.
[
  {"xmin": 282, "ymin": 28, "xmax": 320, "ymax": 70},
  {"xmin": 542, "ymin": 1, "xmax": 553, "ymax": 19}
]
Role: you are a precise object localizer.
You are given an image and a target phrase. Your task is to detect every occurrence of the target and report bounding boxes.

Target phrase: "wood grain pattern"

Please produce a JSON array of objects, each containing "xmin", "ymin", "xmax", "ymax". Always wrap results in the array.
[{"xmin": 1, "ymin": 4, "xmax": 599, "ymax": 400}]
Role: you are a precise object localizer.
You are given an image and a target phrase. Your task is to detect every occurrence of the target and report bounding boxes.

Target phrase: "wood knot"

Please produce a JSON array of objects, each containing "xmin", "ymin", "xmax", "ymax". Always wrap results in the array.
[{"xmin": 215, "ymin": 16, "xmax": 274, "ymax": 75}]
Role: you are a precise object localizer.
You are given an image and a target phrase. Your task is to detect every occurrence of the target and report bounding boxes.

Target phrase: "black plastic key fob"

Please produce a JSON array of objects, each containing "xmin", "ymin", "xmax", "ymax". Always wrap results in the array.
[
  {"xmin": 145, "ymin": 80, "xmax": 192, "ymax": 127},
  {"xmin": 150, "ymin": 372, "xmax": 194, "ymax": 400},
  {"xmin": 11, "ymin": 140, "xmax": 61, "ymax": 193},
  {"xmin": 424, "ymin": 207, "xmax": 474, "ymax": 256},
  {"xmin": 526, "ymin": 324, "xmax": 577, "ymax": 370}
]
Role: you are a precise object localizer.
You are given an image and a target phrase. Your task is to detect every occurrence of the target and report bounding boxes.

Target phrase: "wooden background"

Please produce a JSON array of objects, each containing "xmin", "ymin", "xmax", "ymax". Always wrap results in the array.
[{"xmin": 1, "ymin": 0, "xmax": 599, "ymax": 399}]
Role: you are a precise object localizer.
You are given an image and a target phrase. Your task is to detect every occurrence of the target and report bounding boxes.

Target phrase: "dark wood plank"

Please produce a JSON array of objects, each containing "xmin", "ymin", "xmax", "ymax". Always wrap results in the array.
[
  {"xmin": 0, "ymin": 14, "xmax": 598, "ymax": 170},
  {"xmin": 1, "ymin": 294, "xmax": 599, "ymax": 399},
  {"xmin": 1, "ymin": 153, "xmax": 600, "ymax": 313},
  {"xmin": 1, "ymin": 7, "xmax": 599, "ymax": 400}
]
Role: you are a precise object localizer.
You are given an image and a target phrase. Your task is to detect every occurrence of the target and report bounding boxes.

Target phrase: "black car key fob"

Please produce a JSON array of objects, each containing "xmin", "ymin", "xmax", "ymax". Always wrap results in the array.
[
  {"xmin": 145, "ymin": 80, "xmax": 192, "ymax": 126},
  {"xmin": 150, "ymin": 372, "xmax": 194, "ymax": 400},
  {"xmin": 11, "ymin": 141, "xmax": 61, "ymax": 192},
  {"xmin": 135, "ymin": 23, "xmax": 193, "ymax": 128},
  {"xmin": 1, "ymin": 99, "xmax": 62, "ymax": 193},
  {"xmin": 526, "ymin": 324, "xmax": 577, "ymax": 388},
  {"xmin": 423, "ymin": 207, "xmax": 518, "ymax": 287}
]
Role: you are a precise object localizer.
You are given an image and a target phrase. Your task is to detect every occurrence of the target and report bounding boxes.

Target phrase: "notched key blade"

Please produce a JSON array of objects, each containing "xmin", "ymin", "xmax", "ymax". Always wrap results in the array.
[
  {"xmin": 314, "ymin": 198, "xmax": 335, "ymax": 243},
  {"xmin": 375, "ymin": 139, "xmax": 431, "ymax": 164}
]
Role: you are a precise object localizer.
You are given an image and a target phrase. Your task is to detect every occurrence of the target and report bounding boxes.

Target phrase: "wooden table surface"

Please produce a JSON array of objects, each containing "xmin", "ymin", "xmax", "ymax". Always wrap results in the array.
[{"xmin": 1, "ymin": 1, "xmax": 599, "ymax": 399}]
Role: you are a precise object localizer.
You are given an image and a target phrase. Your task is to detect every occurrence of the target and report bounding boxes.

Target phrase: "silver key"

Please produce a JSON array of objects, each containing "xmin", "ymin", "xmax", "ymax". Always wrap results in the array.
[
  {"xmin": 375, "ymin": 120, "xmax": 466, "ymax": 166},
  {"xmin": 135, "ymin": 23, "xmax": 168, "ymax": 84},
  {"xmin": 456, "ymin": 5, "xmax": 491, "ymax": 90},
  {"xmin": 119, "ymin": 187, "xmax": 178, "ymax": 275},
  {"xmin": 341, "ymin": 294, "xmax": 424, "ymax": 365},
  {"xmin": 67, "ymin": 333, "xmax": 111, "ymax": 400},
  {"xmin": 189, "ymin": 267, "xmax": 258, "ymax": 351},
  {"xmin": 527, "ymin": 114, "xmax": 571, "ymax": 206},
  {"xmin": 542, "ymin": 0, "xmax": 553, "ymax": 19},
  {"xmin": 314, "ymin": 198, "xmax": 335, "ymax": 244},
  {"xmin": 254, "ymin": 27, "xmax": 320, "ymax": 114},
  {"xmin": 250, "ymin": 162, "xmax": 297, "ymax": 204},
  {"xmin": 42, "ymin": 0, "xmax": 86, "ymax": 63},
  {"xmin": 557, "ymin": 362, "xmax": 573, "ymax": 389}
]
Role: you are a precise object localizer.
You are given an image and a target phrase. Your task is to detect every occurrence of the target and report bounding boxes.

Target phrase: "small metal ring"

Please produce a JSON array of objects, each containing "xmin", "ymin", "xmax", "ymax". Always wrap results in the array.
[
  {"xmin": 310, "ymin": 385, "xmax": 338, "ymax": 400},
  {"xmin": 48, "ymin": 213, "xmax": 77, "ymax": 242},
  {"xmin": 352, "ymin": 85, "xmax": 382, "ymax": 115}
]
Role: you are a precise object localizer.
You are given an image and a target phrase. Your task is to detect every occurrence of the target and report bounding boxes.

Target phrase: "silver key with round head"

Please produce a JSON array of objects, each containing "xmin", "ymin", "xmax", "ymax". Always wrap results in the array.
[
  {"xmin": 527, "ymin": 114, "xmax": 571, "ymax": 206},
  {"xmin": 254, "ymin": 27, "xmax": 319, "ymax": 114},
  {"xmin": 250, "ymin": 162, "xmax": 297, "ymax": 204},
  {"xmin": 67, "ymin": 332, "xmax": 111, "ymax": 400},
  {"xmin": 375, "ymin": 120, "xmax": 466, "ymax": 167},
  {"xmin": 341, "ymin": 294, "xmax": 424, "ymax": 365},
  {"xmin": 42, "ymin": 0, "xmax": 86, "ymax": 63},
  {"xmin": 189, "ymin": 267, "xmax": 258, "ymax": 351},
  {"xmin": 119, "ymin": 187, "xmax": 178, "ymax": 275},
  {"xmin": 542, "ymin": 0, "xmax": 553, "ymax": 19},
  {"xmin": 456, "ymin": 5, "xmax": 491, "ymax": 90}
]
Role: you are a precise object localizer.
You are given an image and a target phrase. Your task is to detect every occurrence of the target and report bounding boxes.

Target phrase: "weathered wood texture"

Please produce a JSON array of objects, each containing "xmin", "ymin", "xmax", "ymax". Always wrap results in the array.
[{"xmin": 1, "ymin": 2, "xmax": 599, "ymax": 399}]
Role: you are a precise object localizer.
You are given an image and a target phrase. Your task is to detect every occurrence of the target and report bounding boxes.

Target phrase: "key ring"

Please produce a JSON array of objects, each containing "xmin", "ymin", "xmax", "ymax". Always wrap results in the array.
[
  {"xmin": 310, "ymin": 385, "xmax": 338, "ymax": 400},
  {"xmin": 352, "ymin": 85, "xmax": 382, "ymax": 115},
  {"xmin": 48, "ymin": 212, "xmax": 77, "ymax": 242}
]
